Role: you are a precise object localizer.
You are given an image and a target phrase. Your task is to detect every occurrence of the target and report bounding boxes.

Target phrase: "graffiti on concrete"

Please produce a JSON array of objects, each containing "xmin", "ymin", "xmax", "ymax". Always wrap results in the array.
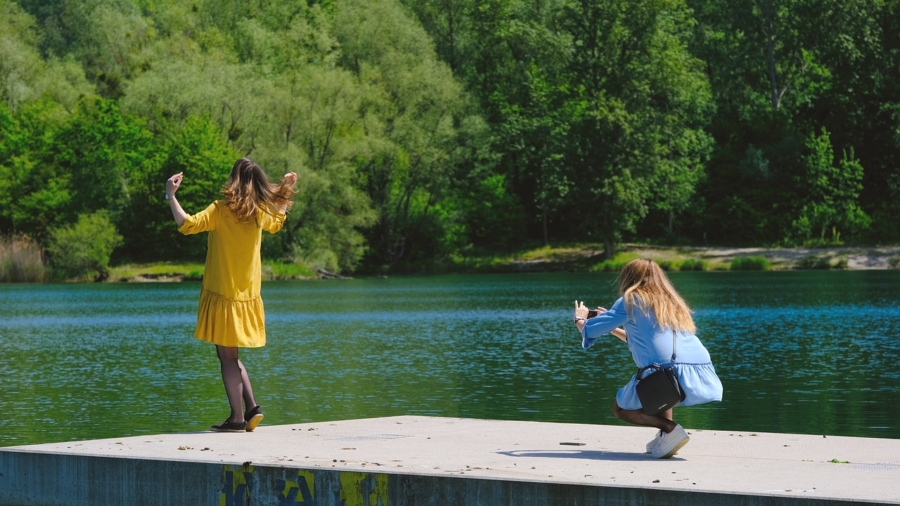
[
  {"xmin": 336, "ymin": 472, "xmax": 388, "ymax": 506},
  {"xmin": 215, "ymin": 464, "xmax": 387, "ymax": 505},
  {"xmin": 277, "ymin": 469, "xmax": 316, "ymax": 504},
  {"xmin": 220, "ymin": 464, "xmax": 255, "ymax": 506}
]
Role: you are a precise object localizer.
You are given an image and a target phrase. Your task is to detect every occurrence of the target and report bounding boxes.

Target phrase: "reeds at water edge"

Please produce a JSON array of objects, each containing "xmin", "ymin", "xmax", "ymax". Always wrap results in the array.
[{"xmin": 0, "ymin": 235, "xmax": 47, "ymax": 282}]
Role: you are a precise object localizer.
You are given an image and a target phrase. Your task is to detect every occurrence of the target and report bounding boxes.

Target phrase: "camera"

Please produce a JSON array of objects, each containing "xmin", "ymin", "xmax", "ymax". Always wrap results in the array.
[{"xmin": 587, "ymin": 309, "xmax": 600, "ymax": 319}]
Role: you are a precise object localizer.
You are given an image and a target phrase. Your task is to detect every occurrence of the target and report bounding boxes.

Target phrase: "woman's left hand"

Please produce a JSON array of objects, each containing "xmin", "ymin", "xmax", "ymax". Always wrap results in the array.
[{"xmin": 283, "ymin": 172, "xmax": 297, "ymax": 187}]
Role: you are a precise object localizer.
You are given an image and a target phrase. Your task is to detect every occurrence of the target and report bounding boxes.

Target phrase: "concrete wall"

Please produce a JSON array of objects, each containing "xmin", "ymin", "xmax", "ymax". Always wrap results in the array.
[{"xmin": 0, "ymin": 451, "xmax": 869, "ymax": 506}]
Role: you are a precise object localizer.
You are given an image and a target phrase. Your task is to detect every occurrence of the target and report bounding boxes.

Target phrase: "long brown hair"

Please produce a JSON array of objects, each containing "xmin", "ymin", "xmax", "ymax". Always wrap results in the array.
[
  {"xmin": 221, "ymin": 158, "xmax": 295, "ymax": 222},
  {"xmin": 618, "ymin": 258, "xmax": 696, "ymax": 333}
]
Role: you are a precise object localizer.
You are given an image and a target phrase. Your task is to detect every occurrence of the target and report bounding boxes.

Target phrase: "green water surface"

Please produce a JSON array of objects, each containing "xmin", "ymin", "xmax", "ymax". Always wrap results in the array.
[{"xmin": 1, "ymin": 270, "xmax": 898, "ymax": 446}]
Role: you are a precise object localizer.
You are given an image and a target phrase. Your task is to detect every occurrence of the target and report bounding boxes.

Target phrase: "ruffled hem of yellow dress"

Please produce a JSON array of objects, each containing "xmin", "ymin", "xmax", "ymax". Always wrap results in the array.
[{"xmin": 193, "ymin": 289, "xmax": 266, "ymax": 348}]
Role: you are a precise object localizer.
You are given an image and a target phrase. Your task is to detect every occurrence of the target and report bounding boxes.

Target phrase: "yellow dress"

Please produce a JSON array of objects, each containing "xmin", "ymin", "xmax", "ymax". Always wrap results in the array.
[{"xmin": 178, "ymin": 200, "xmax": 286, "ymax": 348}]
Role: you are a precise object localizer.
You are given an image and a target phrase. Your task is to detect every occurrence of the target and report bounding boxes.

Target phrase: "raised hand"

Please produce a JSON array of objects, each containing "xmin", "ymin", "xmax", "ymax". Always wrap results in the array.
[
  {"xmin": 166, "ymin": 172, "xmax": 184, "ymax": 197},
  {"xmin": 574, "ymin": 300, "xmax": 589, "ymax": 320}
]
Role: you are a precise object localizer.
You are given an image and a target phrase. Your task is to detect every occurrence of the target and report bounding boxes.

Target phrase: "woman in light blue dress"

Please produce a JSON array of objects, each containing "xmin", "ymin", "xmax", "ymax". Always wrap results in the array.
[{"xmin": 573, "ymin": 258, "xmax": 723, "ymax": 458}]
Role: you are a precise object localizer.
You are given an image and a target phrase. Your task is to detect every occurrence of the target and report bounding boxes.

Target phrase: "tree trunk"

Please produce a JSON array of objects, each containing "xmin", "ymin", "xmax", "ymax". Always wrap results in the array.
[
  {"xmin": 542, "ymin": 209, "xmax": 549, "ymax": 246},
  {"xmin": 603, "ymin": 236, "xmax": 615, "ymax": 259},
  {"xmin": 763, "ymin": 0, "xmax": 781, "ymax": 111}
]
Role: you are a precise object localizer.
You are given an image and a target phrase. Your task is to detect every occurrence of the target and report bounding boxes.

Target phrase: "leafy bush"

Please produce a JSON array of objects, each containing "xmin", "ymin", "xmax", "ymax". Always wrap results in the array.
[
  {"xmin": 730, "ymin": 256, "xmax": 770, "ymax": 271},
  {"xmin": 794, "ymin": 255, "xmax": 830, "ymax": 269},
  {"xmin": 679, "ymin": 259, "xmax": 707, "ymax": 271},
  {"xmin": 795, "ymin": 255, "xmax": 846, "ymax": 270},
  {"xmin": 0, "ymin": 235, "xmax": 46, "ymax": 282},
  {"xmin": 264, "ymin": 260, "xmax": 315, "ymax": 280},
  {"xmin": 590, "ymin": 252, "xmax": 639, "ymax": 272},
  {"xmin": 591, "ymin": 259, "xmax": 631, "ymax": 272},
  {"xmin": 47, "ymin": 212, "xmax": 123, "ymax": 281}
]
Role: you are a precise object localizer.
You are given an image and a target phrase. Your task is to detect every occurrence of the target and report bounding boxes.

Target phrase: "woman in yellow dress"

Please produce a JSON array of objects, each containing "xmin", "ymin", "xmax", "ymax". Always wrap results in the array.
[{"xmin": 166, "ymin": 158, "xmax": 296, "ymax": 432}]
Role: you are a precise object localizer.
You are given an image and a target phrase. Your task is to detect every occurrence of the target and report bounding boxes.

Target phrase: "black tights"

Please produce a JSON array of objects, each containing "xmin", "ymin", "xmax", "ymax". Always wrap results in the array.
[
  {"xmin": 216, "ymin": 346, "xmax": 258, "ymax": 423},
  {"xmin": 612, "ymin": 401, "xmax": 676, "ymax": 433}
]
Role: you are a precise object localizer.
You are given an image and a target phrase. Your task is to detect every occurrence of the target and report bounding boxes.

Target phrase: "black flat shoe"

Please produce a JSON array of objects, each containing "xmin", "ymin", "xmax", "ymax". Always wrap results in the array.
[
  {"xmin": 211, "ymin": 420, "xmax": 247, "ymax": 432},
  {"xmin": 244, "ymin": 405, "xmax": 264, "ymax": 432}
]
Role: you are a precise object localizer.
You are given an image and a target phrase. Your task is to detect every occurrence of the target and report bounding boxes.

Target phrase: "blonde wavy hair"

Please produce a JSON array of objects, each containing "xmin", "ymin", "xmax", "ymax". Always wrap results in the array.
[
  {"xmin": 221, "ymin": 158, "xmax": 295, "ymax": 223},
  {"xmin": 618, "ymin": 258, "xmax": 696, "ymax": 333}
]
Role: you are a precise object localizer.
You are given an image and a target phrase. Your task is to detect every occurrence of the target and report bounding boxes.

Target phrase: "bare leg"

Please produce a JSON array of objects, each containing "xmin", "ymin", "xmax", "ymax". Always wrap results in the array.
[
  {"xmin": 612, "ymin": 401, "xmax": 677, "ymax": 433},
  {"xmin": 216, "ymin": 346, "xmax": 245, "ymax": 424}
]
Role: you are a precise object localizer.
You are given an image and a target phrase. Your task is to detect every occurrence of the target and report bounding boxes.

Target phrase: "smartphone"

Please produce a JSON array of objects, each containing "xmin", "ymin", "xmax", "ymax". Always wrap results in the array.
[{"xmin": 587, "ymin": 309, "xmax": 600, "ymax": 319}]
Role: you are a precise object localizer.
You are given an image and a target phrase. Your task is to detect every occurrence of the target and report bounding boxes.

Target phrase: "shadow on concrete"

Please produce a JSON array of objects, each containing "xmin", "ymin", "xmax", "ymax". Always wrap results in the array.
[{"xmin": 498, "ymin": 449, "xmax": 683, "ymax": 462}]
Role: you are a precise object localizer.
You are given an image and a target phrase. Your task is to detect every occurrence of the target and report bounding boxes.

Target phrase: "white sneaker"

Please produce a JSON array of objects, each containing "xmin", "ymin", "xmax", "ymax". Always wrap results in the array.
[
  {"xmin": 651, "ymin": 424, "xmax": 689, "ymax": 459},
  {"xmin": 645, "ymin": 430, "xmax": 664, "ymax": 453}
]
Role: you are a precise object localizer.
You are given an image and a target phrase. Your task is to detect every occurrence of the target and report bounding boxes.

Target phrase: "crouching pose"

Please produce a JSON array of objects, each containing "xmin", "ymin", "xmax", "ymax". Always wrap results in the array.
[{"xmin": 574, "ymin": 258, "xmax": 723, "ymax": 458}]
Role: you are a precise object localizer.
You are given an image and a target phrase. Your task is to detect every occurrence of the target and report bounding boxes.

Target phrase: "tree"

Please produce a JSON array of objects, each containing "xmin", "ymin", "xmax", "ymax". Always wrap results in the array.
[
  {"xmin": 0, "ymin": 99, "xmax": 72, "ymax": 241},
  {"xmin": 0, "ymin": 1, "xmax": 93, "ymax": 112},
  {"xmin": 686, "ymin": 0, "xmax": 890, "ymax": 245},
  {"xmin": 333, "ymin": 0, "xmax": 477, "ymax": 270},
  {"xmin": 120, "ymin": 115, "xmax": 239, "ymax": 261},
  {"xmin": 47, "ymin": 211, "xmax": 123, "ymax": 280},
  {"xmin": 52, "ymin": 97, "xmax": 154, "ymax": 223},
  {"xmin": 792, "ymin": 128, "xmax": 869, "ymax": 243},
  {"xmin": 557, "ymin": 0, "xmax": 713, "ymax": 256}
]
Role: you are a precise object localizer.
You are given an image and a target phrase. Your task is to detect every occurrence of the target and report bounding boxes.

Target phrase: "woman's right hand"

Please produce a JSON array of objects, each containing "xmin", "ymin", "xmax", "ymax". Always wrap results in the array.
[
  {"xmin": 166, "ymin": 172, "xmax": 183, "ymax": 197},
  {"xmin": 574, "ymin": 300, "xmax": 590, "ymax": 320}
]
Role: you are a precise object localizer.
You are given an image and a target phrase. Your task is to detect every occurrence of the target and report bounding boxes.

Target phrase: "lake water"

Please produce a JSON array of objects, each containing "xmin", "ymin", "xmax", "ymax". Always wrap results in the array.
[{"xmin": 1, "ymin": 270, "xmax": 898, "ymax": 447}]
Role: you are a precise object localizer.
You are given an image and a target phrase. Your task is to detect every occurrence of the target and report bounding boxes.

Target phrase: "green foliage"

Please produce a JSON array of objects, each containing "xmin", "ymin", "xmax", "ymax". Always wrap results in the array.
[
  {"xmin": 105, "ymin": 261, "xmax": 205, "ymax": 282},
  {"xmin": 730, "ymin": 256, "xmax": 770, "ymax": 271},
  {"xmin": 451, "ymin": 173, "xmax": 526, "ymax": 252},
  {"xmin": 794, "ymin": 255, "xmax": 846, "ymax": 270},
  {"xmin": 121, "ymin": 115, "xmax": 239, "ymax": 261},
  {"xmin": 3, "ymin": 0, "xmax": 900, "ymax": 278},
  {"xmin": 0, "ymin": 100, "xmax": 53, "ymax": 237},
  {"xmin": 263, "ymin": 260, "xmax": 316, "ymax": 280},
  {"xmin": 791, "ymin": 129, "xmax": 870, "ymax": 244},
  {"xmin": 47, "ymin": 211, "xmax": 123, "ymax": 280},
  {"xmin": 0, "ymin": 96, "xmax": 157, "ymax": 251},
  {"xmin": 688, "ymin": 0, "xmax": 891, "ymax": 246},
  {"xmin": 0, "ymin": 2, "xmax": 94, "ymax": 112},
  {"xmin": 332, "ymin": 0, "xmax": 477, "ymax": 271},
  {"xmin": 678, "ymin": 259, "xmax": 707, "ymax": 271},
  {"xmin": 52, "ymin": 97, "xmax": 154, "ymax": 223},
  {"xmin": 590, "ymin": 252, "xmax": 640, "ymax": 272}
]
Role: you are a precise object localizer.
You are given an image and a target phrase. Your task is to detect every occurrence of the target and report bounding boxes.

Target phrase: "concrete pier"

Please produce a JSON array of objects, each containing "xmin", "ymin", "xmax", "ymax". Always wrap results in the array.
[{"xmin": 1, "ymin": 416, "xmax": 898, "ymax": 505}]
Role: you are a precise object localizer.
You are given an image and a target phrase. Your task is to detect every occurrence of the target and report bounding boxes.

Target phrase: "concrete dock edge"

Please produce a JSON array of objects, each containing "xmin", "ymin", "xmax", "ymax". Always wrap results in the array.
[
  {"xmin": 0, "ymin": 451, "xmax": 873, "ymax": 506},
  {"xmin": 1, "ymin": 416, "xmax": 897, "ymax": 505}
]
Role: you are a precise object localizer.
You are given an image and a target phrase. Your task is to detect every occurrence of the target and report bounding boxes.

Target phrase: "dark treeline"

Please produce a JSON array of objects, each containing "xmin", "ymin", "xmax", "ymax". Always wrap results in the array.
[{"xmin": 1, "ymin": 0, "xmax": 898, "ymax": 275}]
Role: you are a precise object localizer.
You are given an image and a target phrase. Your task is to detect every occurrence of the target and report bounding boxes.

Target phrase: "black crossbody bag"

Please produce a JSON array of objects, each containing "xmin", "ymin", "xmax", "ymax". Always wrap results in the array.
[{"xmin": 635, "ymin": 330, "xmax": 686, "ymax": 415}]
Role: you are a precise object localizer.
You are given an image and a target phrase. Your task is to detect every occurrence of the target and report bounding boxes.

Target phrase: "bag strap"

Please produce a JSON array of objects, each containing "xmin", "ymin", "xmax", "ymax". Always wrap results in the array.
[{"xmin": 670, "ymin": 329, "xmax": 677, "ymax": 363}]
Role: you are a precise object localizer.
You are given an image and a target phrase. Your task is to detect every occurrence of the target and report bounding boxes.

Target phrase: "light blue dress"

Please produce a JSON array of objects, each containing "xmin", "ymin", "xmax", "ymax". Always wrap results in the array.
[{"xmin": 581, "ymin": 297, "xmax": 723, "ymax": 411}]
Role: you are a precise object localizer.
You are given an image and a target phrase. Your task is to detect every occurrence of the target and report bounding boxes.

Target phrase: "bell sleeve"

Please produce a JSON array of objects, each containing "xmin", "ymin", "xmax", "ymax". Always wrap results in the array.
[
  {"xmin": 178, "ymin": 202, "xmax": 218, "ymax": 236},
  {"xmin": 258, "ymin": 205, "xmax": 286, "ymax": 234}
]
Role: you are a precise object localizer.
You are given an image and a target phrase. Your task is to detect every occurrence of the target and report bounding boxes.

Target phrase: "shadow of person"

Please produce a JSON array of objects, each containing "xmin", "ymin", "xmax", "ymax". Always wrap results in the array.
[{"xmin": 498, "ymin": 449, "xmax": 683, "ymax": 462}]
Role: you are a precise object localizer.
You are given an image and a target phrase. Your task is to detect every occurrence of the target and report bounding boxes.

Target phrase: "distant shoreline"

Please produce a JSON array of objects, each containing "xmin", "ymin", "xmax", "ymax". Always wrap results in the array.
[
  {"xmin": 485, "ymin": 244, "xmax": 900, "ymax": 273},
  {"xmin": 104, "ymin": 244, "xmax": 900, "ymax": 282},
  {"xmin": 619, "ymin": 244, "xmax": 900, "ymax": 270}
]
